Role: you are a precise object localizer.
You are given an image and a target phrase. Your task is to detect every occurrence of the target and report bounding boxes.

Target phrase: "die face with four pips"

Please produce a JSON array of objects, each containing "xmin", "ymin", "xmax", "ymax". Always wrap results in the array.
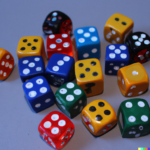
[
  {"xmin": 18, "ymin": 56, "xmax": 45, "ymax": 82},
  {"xmin": 81, "ymin": 99, "xmax": 117, "ymax": 137},
  {"xmin": 43, "ymin": 11, "xmax": 73, "ymax": 36},
  {"xmin": 38, "ymin": 111, "xmax": 75, "ymax": 149},
  {"xmin": 55, "ymin": 82, "xmax": 87, "ymax": 119},
  {"xmin": 23, "ymin": 76, "xmax": 55, "ymax": 113},
  {"xmin": 117, "ymin": 98, "xmax": 150, "ymax": 138},
  {"xmin": 125, "ymin": 32, "xmax": 150, "ymax": 63}
]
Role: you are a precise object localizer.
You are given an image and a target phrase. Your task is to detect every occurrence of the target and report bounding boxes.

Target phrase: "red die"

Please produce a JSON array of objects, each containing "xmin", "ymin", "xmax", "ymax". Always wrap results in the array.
[
  {"xmin": 38, "ymin": 111, "xmax": 75, "ymax": 149},
  {"xmin": 46, "ymin": 33, "xmax": 74, "ymax": 59}
]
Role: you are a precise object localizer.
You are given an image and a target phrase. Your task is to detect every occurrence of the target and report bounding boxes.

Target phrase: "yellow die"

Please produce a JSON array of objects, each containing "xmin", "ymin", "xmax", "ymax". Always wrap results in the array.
[
  {"xmin": 81, "ymin": 99, "xmax": 117, "ymax": 137},
  {"xmin": 104, "ymin": 13, "xmax": 134, "ymax": 44},
  {"xmin": 117, "ymin": 62, "xmax": 149, "ymax": 97},
  {"xmin": 17, "ymin": 36, "xmax": 46, "ymax": 62},
  {"xmin": 75, "ymin": 58, "xmax": 103, "ymax": 97}
]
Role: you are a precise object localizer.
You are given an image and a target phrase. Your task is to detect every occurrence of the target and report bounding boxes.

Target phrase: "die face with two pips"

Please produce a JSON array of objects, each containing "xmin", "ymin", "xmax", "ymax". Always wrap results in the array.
[
  {"xmin": 38, "ymin": 111, "xmax": 75, "ymax": 149},
  {"xmin": 17, "ymin": 36, "xmax": 46, "ymax": 63},
  {"xmin": 117, "ymin": 62, "xmax": 149, "ymax": 97},
  {"xmin": 117, "ymin": 98, "xmax": 150, "ymax": 138},
  {"xmin": 75, "ymin": 58, "xmax": 103, "ymax": 97},
  {"xmin": 81, "ymin": 99, "xmax": 117, "ymax": 137},
  {"xmin": 43, "ymin": 11, "xmax": 73, "ymax": 36},
  {"xmin": 125, "ymin": 32, "xmax": 150, "ymax": 63},
  {"xmin": 23, "ymin": 76, "xmax": 55, "ymax": 113},
  {"xmin": 104, "ymin": 13, "xmax": 134, "ymax": 44},
  {"xmin": 46, "ymin": 54, "xmax": 75, "ymax": 87},
  {"xmin": 0, "ymin": 48, "xmax": 14, "ymax": 80},
  {"xmin": 55, "ymin": 82, "xmax": 87, "ymax": 119},
  {"xmin": 105, "ymin": 44, "xmax": 130, "ymax": 75},
  {"xmin": 74, "ymin": 26, "xmax": 100, "ymax": 60},
  {"xmin": 18, "ymin": 56, "xmax": 45, "ymax": 82}
]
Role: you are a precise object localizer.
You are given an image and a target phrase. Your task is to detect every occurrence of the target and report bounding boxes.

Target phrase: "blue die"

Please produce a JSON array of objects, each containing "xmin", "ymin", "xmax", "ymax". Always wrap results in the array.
[
  {"xmin": 45, "ymin": 53, "xmax": 75, "ymax": 87},
  {"xmin": 18, "ymin": 56, "xmax": 45, "ymax": 82},
  {"xmin": 74, "ymin": 26, "xmax": 100, "ymax": 60},
  {"xmin": 105, "ymin": 44, "xmax": 130, "ymax": 75},
  {"xmin": 23, "ymin": 76, "xmax": 55, "ymax": 113}
]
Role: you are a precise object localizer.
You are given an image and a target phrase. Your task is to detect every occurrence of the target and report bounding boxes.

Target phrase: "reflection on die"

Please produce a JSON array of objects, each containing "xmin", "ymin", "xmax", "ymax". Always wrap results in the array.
[
  {"xmin": 45, "ymin": 54, "xmax": 75, "ymax": 87},
  {"xmin": 18, "ymin": 56, "xmax": 45, "ymax": 82},
  {"xmin": 22, "ymin": 76, "xmax": 55, "ymax": 113},
  {"xmin": 55, "ymin": 82, "xmax": 87, "ymax": 119},
  {"xmin": 125, "ymin": 32, "xmax": 150, "ymax": 63},
  {"xmin": 75, "ymin": 58, "xmax": 103, "ymax": 97},
  {"xmin": 74, "ymin": 26, "xmax": 100, "ymax": 60},
  {"xmin": 0, "ymin": 48, "xmax": 14, "ymax": 80},
  {"xmin": 117, "ymin": 98, "xmax": 150, "ymax": 138},
  {"xmin": 81, "ymin": 99, "xmax": 117, "ymax": 137},
  {"xmin": 43, "ymin": 11, "xmax": 73, "ymax": 36},
  {"xmin": 104, "ymin": 13, "xmax": 134, "ymax": 44},
  {"xmin": 46, "ymin": 33, "xmax": 74, "ymax": 59},
  {"xmin": 105, "ymin": 44, "xmax": 130, "ymax": 75},
  {"xmin": 17, "ymin": 36, "xmax": 46, "ymax": 63},
  {"xmin": 38, "ymin": 111, "xmax": 75, "ymax": 150},
  {"xmin": 117, "ymin": 62, "xmax": 149, "ymax": 97}
]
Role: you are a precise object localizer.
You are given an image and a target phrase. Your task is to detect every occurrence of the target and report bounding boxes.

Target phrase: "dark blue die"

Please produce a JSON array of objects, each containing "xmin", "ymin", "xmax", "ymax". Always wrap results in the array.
[
  {"xmin": 45, "ymin": 53, "xmax": 75, "ymax": 87},
  {"xmin": 18, "ymin": 56, "xmax": 45, "ymax": 82},
  {"xmin": 105, "ymin": 44, "xmax": 130, "ymax": 75},
  {"xmin": 23, "ymin": 76, "xmax": 55, "ymax": 113},
  {"xmin": 74, "ymin": 26, "xmax": 100, "ymax": 60}
]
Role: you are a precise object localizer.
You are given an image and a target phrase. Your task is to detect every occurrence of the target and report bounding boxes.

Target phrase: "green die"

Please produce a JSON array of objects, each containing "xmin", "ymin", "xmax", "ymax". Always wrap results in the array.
[
  {"xmin": 55, "ymin": 82, "xmax": 87, "ymax": 118},
  {"xmin": 117, "ymin": 98, "xmax": 150, "ymax": 138}
]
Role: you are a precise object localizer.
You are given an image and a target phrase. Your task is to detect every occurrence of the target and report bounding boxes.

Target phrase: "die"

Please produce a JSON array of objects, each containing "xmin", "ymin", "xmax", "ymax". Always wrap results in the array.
[
  {"xmin": 38, "ymin": 111, "xmax": 75, "ymax": 149},
  {"xmin": 117, "ymin": 98, "xmax": 150, "ymax": 138},
  {"xmin": 17, "ymin": 36, "xmax": 46, "ymax": 62},
  {"xmin": 0, "ymin": 48, "xmax": 14, "ymax": 80},
  {"xmin": 105, "ymin": 44, "xmax": 130, "ymax": 75},
  {"xmin": 81, "ymin": 99, "xmax": 117, "ymax": 137},
  {"xmin": 125, "ymin": 32, "xmax": 150, "ymax": 63},
  {"xmin": 18, "ymin": 56, "xmax": 45, "ymax": 82},
  {"xmin": 117, "ymin": 62, "xmax": 149, "ymax": 97},
  {"xmin": 55, "ymin": 82, "xmax": 87, "ymax": 118},
  {"xmin": 23, "ymin": 76, "xmax": 55, "ymax": 113},
  {"xmin": 45, "ymin": 54, "xmax": 75, "ymax": 87},
  {"xmin": 75, "ymin": 58, "xmax": 103, "ymax": 97},
  {"xmin": 104, "ymin": 13, "xmax": 134, "ymax": 44},
  {"xmin": 47, "ymin": 33, "xmax": 73, "ymax": 59},
  {"xmin": 74, "ymin": 26, "xmax": 100, "ymax": 60},
  {"xmin": 43, "ymin": 11, "xmax": 73, "ymax": 36}
]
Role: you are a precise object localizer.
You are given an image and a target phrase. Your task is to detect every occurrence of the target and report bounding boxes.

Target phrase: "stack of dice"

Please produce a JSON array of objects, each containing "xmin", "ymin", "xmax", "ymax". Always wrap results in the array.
[{"xmin": 14, "ymin": 10, "xmax": 150, "ymax": 149}]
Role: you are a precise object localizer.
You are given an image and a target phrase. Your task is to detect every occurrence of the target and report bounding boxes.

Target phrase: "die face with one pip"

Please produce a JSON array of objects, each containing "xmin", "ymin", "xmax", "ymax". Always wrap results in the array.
[
  {"xmin": 125, "ymin": 32, "xmax": 150, "ymax": 63},
  {"xmin": 117, "ymin": 62, "xmax": 149, "ymax": 97},
  {"xmin": 17, "ymin": 36, "xmax": 46, "ymax": 63},
  {"xmin": 75, "ymin": 58, "xmax": 103, "ymax": 97},
  {"xmin": 18, "ymin": 56, "xmax": 45, "ymax": 82},
  {"xmin": 81, "ymin": 99, "xmax": 117, "ymax": 137},
  {"xmin": 117, "ymin": 98, "xmax": 150, "ymax": 138},
  {"xmin": 43, "ymin": 11, "xmax": 73, "ymax": 36},
  {"xmin": 74, "ymin": 26, "xmax": 100, "ymax": 60},
  {"xmin": 55, "ymin": 82, "xmax": 87, "ymax": 119},
  {"xmin": 47, "ymin": 33, "xmax": 73, "ymax": 59},
  {"xmin": 23, "ymin": 76, "xmax": 55, "ymax": 113},
  {"xmin": 46, "ymin": 54, "xmax": 75, "ymax": 87},
  {"xmin": 105, "ymin": 44, "xmax": 130, "ymax": 75},
  {"xmin": 38, "ymin": 111, "xmax": 75, "ymax": 149},
  {"xmin": 104, "ymin": 13, "xmax": 134, "ymax": 44},
  {"xmin": 0, "ymin": 48, "xmax": 14, "ymax": 80}
]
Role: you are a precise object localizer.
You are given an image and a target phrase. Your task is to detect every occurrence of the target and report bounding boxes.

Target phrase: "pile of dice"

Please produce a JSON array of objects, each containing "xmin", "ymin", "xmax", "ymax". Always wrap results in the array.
[{"xmin": 1, "ymin": 11, "xmax": 150, "ymax": 149}]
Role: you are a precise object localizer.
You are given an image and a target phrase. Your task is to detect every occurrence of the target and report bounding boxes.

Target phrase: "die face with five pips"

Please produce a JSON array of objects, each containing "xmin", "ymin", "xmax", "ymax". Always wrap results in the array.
[
  {"xmin": 117, "ymin": 98, "xmax": 150, "ymax": 138},
  {"xmin": 55, "ymin": 82, "xmax": 87, "ymax": 119}
]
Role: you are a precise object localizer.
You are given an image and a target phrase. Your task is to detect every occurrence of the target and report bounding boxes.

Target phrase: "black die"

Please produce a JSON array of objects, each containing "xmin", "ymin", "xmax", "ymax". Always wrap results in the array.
[
  {"xmin": 125, "ymin": 32, "xmax": 150, "ymax": 63},
  {"xmin": 42, "ymin": 11, "xmax": 73, "ymax": 36}
]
